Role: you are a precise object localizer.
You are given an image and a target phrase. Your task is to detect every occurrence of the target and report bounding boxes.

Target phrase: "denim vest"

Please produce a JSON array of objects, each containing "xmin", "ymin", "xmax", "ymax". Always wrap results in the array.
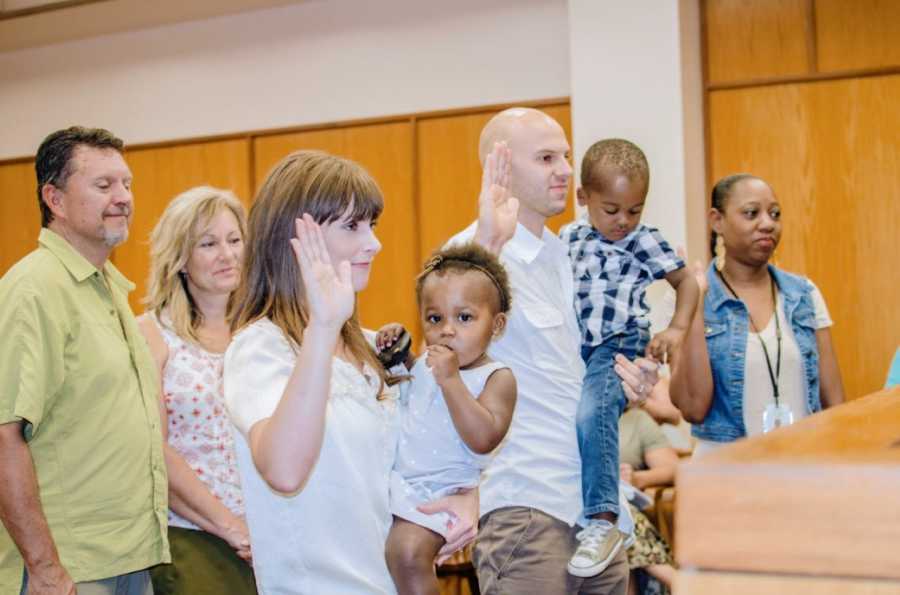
[{"xmin": 692, "ymin": 263, "xmax": 821, "ymax": 442}]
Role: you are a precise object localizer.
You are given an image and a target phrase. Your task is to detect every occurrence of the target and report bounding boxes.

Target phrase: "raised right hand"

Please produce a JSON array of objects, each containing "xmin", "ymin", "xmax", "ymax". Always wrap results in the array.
[
  {"xmin": 289, "ymin": 214, "xmax": 355, "ymax": 330},
  {"xmin": 474, "ymin": 141, "xmax": 519, "ymax": 254}
]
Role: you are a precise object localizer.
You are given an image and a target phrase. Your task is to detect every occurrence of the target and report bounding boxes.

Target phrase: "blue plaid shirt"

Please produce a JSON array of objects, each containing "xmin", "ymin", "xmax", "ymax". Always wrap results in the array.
[{"xmin": 559, "ymin": 219, "xmax": 683, "ymax": 348}]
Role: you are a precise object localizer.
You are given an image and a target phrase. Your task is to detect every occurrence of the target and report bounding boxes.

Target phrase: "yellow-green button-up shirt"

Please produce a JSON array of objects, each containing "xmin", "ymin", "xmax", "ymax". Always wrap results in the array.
[{"xmin": 0, "ymin": 228, "xmax": 169, "ymax": 590}]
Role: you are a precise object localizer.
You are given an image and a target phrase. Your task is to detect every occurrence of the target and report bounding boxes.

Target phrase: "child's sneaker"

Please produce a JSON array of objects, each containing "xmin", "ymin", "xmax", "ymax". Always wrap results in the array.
[{"xmin": 567, "ymin": 519, "xmax": 624, "ymax": 578}]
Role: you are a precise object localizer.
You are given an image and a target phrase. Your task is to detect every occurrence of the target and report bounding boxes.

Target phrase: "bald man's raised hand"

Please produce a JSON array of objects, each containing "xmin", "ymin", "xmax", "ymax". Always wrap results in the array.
[{"xmin": 474, "ymin": 142, "xmax": 519, "ymax": 255}]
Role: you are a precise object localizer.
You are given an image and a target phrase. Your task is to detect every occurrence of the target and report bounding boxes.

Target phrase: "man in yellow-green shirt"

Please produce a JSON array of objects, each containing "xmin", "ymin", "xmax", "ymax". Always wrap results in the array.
[{"xmin": 0, "ymin": 127, "xmax": 169, "ymax": 594}]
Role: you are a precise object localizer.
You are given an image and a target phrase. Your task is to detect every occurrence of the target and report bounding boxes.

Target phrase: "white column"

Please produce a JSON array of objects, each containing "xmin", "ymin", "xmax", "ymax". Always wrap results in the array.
[{"xmin": 567, "ymin": 0, "xmax": 706, "ymax": 270}]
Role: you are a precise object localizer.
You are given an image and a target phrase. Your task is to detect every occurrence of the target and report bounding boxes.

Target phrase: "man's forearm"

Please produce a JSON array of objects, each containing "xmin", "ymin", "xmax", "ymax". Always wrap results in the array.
[{"xmin": 0, "ymin": 423, "xmax": 65, "ymax": 574}]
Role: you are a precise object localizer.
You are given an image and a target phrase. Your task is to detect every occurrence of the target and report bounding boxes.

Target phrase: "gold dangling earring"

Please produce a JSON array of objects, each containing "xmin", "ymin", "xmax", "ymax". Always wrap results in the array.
[{"xmin": 715, "ymin": 235, "xmax": 726, "ymax": 271}]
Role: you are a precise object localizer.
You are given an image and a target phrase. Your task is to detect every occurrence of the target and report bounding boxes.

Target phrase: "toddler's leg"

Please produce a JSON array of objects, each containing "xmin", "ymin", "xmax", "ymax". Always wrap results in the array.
[
  {"xmin": 385, "ymin": 516, "xmax": 446, "ymax": 595},
  {"xmin": 577, "ymin": 342, "xmax": 625, "ymax": 519}
]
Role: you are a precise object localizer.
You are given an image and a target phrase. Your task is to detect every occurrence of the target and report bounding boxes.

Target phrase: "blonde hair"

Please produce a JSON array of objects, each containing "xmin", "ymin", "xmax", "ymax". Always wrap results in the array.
[
  {"xmin": 145, "ymin": 186, "xmax": 247, "ymax": 343},
  {"xmin": 230, "ymin": 150, "xmax": 387, "ymax": 393}
]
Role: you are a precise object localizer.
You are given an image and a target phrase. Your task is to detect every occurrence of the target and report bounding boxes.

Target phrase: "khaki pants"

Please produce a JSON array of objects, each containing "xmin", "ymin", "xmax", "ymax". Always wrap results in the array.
[
  {"xmin": 473, "ymin": 506, "xmax": 629, "ymax": 595},
  {"xmin": 21, "ymin": 569, "xmax": 152, "ymax": 595}
]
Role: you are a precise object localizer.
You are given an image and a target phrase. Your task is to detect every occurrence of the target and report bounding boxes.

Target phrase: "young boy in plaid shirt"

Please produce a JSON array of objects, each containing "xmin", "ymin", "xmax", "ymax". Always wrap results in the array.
[{"xmin": 559, "ymin": 139, "xmax": 698, "ymax": 577}]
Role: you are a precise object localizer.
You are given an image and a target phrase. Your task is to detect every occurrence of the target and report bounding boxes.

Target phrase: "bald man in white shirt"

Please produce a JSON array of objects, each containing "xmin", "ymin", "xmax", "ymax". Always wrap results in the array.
[{"xmin": 452, "ymin": 108, "xmax": 655, "ymax": 594}]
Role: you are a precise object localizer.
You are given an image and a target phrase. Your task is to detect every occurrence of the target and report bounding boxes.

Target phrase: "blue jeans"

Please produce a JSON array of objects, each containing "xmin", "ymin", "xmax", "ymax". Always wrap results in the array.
[{"xmin": 577, "ymin": 329, "xmax": 649, "ymax": 517}]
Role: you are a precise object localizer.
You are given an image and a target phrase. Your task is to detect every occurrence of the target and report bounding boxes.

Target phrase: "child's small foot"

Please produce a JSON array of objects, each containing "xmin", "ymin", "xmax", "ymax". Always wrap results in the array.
[{"xmin": 567, "ymin": 519, "xmax": 624, "ymax": 578}]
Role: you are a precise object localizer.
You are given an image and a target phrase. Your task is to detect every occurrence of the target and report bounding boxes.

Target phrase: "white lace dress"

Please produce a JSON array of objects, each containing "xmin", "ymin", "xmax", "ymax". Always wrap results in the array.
[{"xmin": 224, "ymin": 318, "xmax": 399, "ymax": 595}]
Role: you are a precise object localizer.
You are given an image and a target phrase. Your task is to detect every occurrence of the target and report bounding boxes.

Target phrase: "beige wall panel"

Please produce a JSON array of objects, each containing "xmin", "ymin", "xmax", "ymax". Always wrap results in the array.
[
  {"xmin": 253, "ymin": 123, "xmax": 420, "ymax": 342},
  {"xmin": 816, "ymin": 0, "xmax": 900, "ymax": 72},
  {"xmin": 705, "ymin": 0, "xmax": 810, "ymax": 84},
  {"xmin": 415, "ymin": 104, "xmax": 574, "ymax": 262},
  {"xmin": 0, "ymin": 161, "xmax": 40, "ymax": 275},
  {"xmin": 116, "ymin": 138, "xmax": 252, "ymax": 312},
  {"xmin": 708, "ymin": 75, "xmax": 900, "ymax": 400}
]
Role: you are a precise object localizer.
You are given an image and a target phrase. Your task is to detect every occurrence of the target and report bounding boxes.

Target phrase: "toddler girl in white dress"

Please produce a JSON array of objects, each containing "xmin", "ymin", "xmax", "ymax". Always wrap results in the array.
[{"xmin": 377, "ymin": 242, "xmax": 517, "ymax": 595}]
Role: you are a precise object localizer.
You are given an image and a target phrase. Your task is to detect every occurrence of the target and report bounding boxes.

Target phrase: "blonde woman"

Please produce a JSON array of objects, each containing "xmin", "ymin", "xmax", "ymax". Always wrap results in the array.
[
  {"xmin": 224, "ymin": 151, "xmax": 478, "ymax": 594},
  {"xmin": 136, "ymin": 187, "xmax": 256, "ymax": 595}
]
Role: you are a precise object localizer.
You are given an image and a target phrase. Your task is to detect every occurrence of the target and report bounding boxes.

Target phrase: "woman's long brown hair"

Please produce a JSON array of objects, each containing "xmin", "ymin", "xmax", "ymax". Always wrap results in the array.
[{"xmin": 230, "ymin": 150, "xmax": 387, "ymax": 392}]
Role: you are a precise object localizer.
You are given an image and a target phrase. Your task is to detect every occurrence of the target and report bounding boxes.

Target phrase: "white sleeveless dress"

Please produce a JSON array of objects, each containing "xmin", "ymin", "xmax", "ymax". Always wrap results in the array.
[{"xmin": 391, "ymin": 357, "xmax": 508, "ymax": 537}]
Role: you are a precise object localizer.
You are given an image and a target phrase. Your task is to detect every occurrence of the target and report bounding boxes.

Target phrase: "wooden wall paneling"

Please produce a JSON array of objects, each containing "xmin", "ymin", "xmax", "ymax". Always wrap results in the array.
[
  {"xmin": 815, "ymin": 0, "xmax": 900, "ymax": 73},
  {"xmin": 415, "ymin": 104, "xmax": 574, "ymax": 262},
  {"xmin": 708, "ymin": 75, "xmax": 900, "ymax": 400},
  {"xmin": 253, "ymin": 122, "xmax": 421, "ymax": 343},
  {"xmin": 116, "ymin": 138, "xmax": 252, "ymax": 312},
  {"xmin": 705, "ymin": 0, "xmax": 811, "ymax": 84},
  {"xmin": 0, "ymin": 161, "xmax": 40, "ymax": 276}
]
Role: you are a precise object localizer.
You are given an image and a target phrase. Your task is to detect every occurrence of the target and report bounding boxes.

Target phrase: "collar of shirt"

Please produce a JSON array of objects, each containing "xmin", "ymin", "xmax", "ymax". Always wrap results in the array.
[
  {"xmin": 567, "ymin": 217, "xmax": 644, "ymax": 252},
  {"xmin": 502, "ymin": 222, "xmax": 552, "ymax": 264},
  {"xmin": 39, "ymin": 228, "xmax": 135, "ymax": 291}
]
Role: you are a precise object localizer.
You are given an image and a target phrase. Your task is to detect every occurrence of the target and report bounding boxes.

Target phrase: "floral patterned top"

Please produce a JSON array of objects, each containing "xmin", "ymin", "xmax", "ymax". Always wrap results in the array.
[{"xmin": 153, "ymin": 313, "xmax": 245, "ymax": 530}]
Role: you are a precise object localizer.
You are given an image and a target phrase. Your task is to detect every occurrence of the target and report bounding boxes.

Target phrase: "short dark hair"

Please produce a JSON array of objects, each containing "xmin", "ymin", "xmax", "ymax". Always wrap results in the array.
[
  {"xmin": 416, "ymin": 242, "xmax": 512, "ymax": 315},
  {"xmin": 708, "ymin": 173, "xmax": 767, "ymax": 257},
  {"xmin": 580, "ymin": 138, "xmax": 649, "ymax": 195},
  {"xmin": 35, "ymin": 126, "xmax": 125, "ymax": 227}
]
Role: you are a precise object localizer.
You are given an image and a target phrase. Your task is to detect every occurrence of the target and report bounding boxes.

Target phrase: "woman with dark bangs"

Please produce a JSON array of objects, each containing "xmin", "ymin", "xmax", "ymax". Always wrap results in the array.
[{"xmin": 223, "ymin": 150, "xmax": 478, "ymax": 594}]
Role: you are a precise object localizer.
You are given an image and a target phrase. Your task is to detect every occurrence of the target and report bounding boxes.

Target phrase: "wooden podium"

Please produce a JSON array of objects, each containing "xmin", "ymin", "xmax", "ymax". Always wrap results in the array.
[{"xmin": 674, "ymin": 387, "xmax": 900, "ymax": 594}]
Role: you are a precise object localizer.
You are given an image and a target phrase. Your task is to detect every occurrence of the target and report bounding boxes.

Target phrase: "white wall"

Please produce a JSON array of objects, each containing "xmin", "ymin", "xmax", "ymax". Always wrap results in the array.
[
  {"xmin": 0, "ymin": 0, "xmax": 570, "ymax": 159},
  {"xmin": 2, "ymin": 0, "xmax": 707, "ymax": 263},
  {"xmin": 567, "ymin": 0, "xmax": 706, "ymax": 311}
]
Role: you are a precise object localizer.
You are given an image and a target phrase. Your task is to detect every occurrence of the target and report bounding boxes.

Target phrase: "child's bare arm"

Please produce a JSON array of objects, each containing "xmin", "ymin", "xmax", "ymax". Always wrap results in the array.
[
  {"xmin": 427, "ymin": 346, "xmax": 517, "ymax": 454},
  {"xmin": 666, "ymin": 267, "xmax": 699, "ymax": 331},
  {"xmin": 442, "ymin": 368, "xmax": 516, "ymax": 455},
  {"xmin": 646, "ymin": 267, "xmax": 699, "ymax": 362}
]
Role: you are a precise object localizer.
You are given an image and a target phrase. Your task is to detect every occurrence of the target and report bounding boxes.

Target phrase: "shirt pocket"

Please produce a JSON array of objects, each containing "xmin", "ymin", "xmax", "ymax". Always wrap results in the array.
[{"xmin": 520, "ymin": 304, "xmax": 573, "ymax": 373}]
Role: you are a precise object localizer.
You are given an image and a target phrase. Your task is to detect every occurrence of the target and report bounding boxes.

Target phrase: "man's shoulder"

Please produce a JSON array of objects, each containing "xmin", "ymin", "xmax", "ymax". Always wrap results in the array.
[
  {"xmin": 445, "ymin": 221, "xmax": 478, "ymax": 247},
  {"xmin": 0, "ymin": 247, "xmax": 68, "ymax": 298}
]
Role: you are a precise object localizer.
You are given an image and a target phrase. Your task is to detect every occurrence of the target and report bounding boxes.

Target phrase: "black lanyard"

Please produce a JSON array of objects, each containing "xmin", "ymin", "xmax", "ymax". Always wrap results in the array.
[{"xmin": 716, "ymin": 269, "xmax": 782, "ymax": 406}]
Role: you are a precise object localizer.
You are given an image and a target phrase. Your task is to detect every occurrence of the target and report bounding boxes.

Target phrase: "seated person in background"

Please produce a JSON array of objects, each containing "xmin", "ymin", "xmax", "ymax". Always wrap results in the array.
[
  {"xmin": 137, "ymin": 186, "xmax": 256, "ymax": 594},
  {"xmin": 378, "ymin": 242, "xmax": 517, "ymax": 595},
  {"xmin": 632, "ymin": 378, "xmax": 691, "ymax": 455},
  {"xmin": 618, "ymin": 406, "xmax": 678, "ymax": 595},
  {"xmin": 559, "ymin": 138, "xmax": 698, "ymax": 577}
]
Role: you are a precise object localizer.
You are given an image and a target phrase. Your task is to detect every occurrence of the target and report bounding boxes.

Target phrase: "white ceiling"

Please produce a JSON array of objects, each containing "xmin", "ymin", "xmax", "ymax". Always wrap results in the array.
[{"xmin": 0, "ymin": 0, "xmax": 312, "ymax": 52}]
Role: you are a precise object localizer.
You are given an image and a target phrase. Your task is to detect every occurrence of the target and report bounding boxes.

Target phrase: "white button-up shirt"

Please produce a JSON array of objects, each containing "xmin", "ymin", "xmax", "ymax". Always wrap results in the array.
[{"xmin": 449, "ymin": 222, "xmax": 585, "ymax": 525}]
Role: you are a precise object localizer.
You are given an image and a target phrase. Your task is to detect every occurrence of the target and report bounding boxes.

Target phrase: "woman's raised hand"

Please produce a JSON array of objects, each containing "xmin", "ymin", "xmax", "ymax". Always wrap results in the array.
[
  {"xmin": 290, "ymin": 214, "xmax": 355, "ymax": 330},
  {"xmin": 475, "ymin": 141, "xmax": 519, "ymax": 255}
]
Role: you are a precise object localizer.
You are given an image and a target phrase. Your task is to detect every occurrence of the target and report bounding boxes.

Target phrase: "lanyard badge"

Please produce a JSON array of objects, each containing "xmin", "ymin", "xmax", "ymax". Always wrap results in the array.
[
  {"xmin": 762, "ymin": 402, "xmax": 794, "ymax": 433},
  {"xmin": 718, "ymin": 269, "xmax": 793, "ymax": 434}
]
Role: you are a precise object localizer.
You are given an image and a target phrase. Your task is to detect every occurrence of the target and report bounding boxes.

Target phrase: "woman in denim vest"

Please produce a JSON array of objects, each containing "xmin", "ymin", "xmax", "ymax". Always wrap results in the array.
[{"xmin": 670, "ymin": 174, "xmax": 844, "ymax": 454}]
